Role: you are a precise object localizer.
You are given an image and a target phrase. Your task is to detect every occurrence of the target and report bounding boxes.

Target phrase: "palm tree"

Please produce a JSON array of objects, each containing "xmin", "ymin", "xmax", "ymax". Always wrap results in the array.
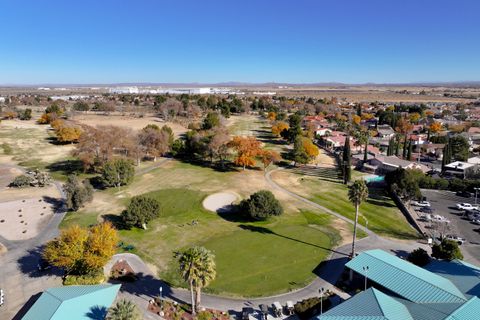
[
  {"xmin": 348, "ymin": 180, "xmax": 369, "ymax": 259},
  {"xmin": 107, "ymin": 299, "xmax": 141, "ymax": 320},
  {"xmin": 177, "ymin": 246, "xmax": 216, "ymax": 315}
]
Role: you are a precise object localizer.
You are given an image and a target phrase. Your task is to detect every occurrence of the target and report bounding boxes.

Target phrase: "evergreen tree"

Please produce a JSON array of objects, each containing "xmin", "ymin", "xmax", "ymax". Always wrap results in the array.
[
  {"xmin": 395, "ymin": 136, "xmax": 400, "ymax": 156},
  {"xmin": 343, "ymin": 135, "xmax": 351, "ymax": 184},
  {"xmin": 407, "ymin": 140, "xmax": 413, "ymax": 161},
  {"xmin": 402, "ymin": 135, "xmax": 408, "ymax": 159},
  {"xmin": 441, "ymin": 137, "xmax": 452, "ymax": 172}
]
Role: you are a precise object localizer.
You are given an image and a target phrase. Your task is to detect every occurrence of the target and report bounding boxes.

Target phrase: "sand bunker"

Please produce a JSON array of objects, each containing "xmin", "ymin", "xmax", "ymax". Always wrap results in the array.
[{"xmin": 203, "ymin": 192, "xmax": 238, "ymax": 212}]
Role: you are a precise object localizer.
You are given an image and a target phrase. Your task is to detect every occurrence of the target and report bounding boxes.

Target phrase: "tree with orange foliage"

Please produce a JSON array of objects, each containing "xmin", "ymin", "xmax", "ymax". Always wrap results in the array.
[
  {"xmin": 83, "ymin": 222, "xmax": 119, "ymax": 271},
  {"xmin": 395, "ymin": 117, "xmax": 414, "ymax": 159},
  {"xmin": 50, "ymin": 119, "xmax": 65, "ymax": 130},
  {"xmin": 361, "ymin": 113, "xmax": 374, "ymax": 120},
  {"xmin": 429, "ymin": 121, "xmax": 442, "ymax": 134},
  {"xmin": 37, "ymin": 112, "xmax": 58, "ymax": 124},
  {"xmin": 267, "ymin": 112, "xmax": 277, "ymax": 122},
  {"xmin": 228, "ymin": 136, "xmax": 262, "ymax": 170},
  {"xmin": 258, "ymin": 149, "xmax": 281, "ymax": 171},
  {"xmin": 271, "ymin": 121, "xmax": 289, "ymax": 136}
]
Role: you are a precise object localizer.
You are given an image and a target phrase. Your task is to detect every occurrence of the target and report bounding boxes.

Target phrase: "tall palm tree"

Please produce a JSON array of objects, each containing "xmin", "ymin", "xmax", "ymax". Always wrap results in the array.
[
  {"xmin": 348, "ymin": 180, "xmax": 369, "ymax": 259},
  {"xmin": 177, "ymin": 246, "xmax": 216, "ymax": 315},
  {"xmin": 107, "ymin": 299, "xmax": 141, "ymax": 320}
]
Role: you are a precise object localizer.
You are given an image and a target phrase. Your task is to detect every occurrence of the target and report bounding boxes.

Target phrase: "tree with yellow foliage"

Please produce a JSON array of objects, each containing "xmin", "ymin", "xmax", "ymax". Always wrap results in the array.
[
  {"xmin": 409, "ymin": 112, "xmax": 421, "ymax": 124},
  {"xmin": 228, "ymin": 136, "xmax": 262, "ymax": 170},
  {"xmin": 352, "ymin": 115, "xmax": 361, "ymax": 125},
  {"xmin": 271, "ymin": 121, "xmax": 289, "ymax": 137},
  {"xmin": 56, "ymin": 125, "xmax": 83, "ymax": 143},
  {"xmin": 303, "ymin": 138, "xmax": 319, "ymax": 160},
  {"xmin": 42, "ymin": 222, "xmax": 118, "ymax": 275},
  {"xmin": 429, "ymin": 121, "xmax": 442, "ymax": 134}
]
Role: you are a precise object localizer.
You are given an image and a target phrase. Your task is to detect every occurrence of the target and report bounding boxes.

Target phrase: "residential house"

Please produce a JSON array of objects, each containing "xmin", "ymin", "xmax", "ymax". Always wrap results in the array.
[
  {"xmin": 317, "ymin": 249, "xmax": 480, "ymax": 320},
  {"xmin": 376, "ymin": 124, "xmax": 395, "ymax": 139},
  {"xmin": 363, "ymin": 155, "xmax": 430, "ymax": 175}
]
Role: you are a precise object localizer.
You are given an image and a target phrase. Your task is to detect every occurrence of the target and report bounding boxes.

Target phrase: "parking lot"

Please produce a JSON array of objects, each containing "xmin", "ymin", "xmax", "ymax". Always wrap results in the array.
[{"xmin": 421, "ymin": 189, "xmax": 480, "ymax": 263}]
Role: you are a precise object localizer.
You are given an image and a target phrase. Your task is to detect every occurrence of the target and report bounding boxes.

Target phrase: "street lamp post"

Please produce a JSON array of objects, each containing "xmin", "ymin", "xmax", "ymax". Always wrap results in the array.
[
  {"xmin": 365, "ymin": 219, "xmax": 368, "ymax": 233},
  {"xmin": 159, "ymin": 286, "xmax": 163, "ymax": 299},
  {"xmin": 475, "ymin": 188, "xmax": 480, "ymax": 205},
  {"xmin": 319, "ymin": 287, "xmax": 325, "ymax": 315},
  {"xmin": 362, "ymin": 266, "xmax": 369, "ymax": 291}
]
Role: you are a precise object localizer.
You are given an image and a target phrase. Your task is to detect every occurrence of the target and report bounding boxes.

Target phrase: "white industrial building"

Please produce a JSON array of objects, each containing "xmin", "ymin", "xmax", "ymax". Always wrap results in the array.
[{"xmin": 109, "ymin": 87, "xmax": 139, "ymax": 94}]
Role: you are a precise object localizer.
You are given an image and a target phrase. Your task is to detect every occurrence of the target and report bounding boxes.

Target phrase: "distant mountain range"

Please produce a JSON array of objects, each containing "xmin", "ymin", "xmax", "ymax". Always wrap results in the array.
[{"xmin": 2, "ymin": 81, "xmax": 480, "ymax": 88}]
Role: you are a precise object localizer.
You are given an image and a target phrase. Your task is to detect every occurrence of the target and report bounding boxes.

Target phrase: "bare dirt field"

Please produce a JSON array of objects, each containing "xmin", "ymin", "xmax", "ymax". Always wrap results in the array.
[
  {"xmin": 0, "ymin": 119, "xmax": 75, "ymax": 166},
  {"xmin": 0, "ymin": 197, "xmax": 55, "ymax": 240},
  {"xmin": 70, "ymin": 114, "xmax": 187, "ymax": 137},
  {"xmin": 0, "ymin": 166, "xmax": 23, "ymax": 189}
]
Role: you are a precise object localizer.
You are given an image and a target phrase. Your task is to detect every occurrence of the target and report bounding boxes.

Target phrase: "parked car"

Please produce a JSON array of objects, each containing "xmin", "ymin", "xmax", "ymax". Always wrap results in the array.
[
  {"xmin": 432, "ymin": 215, "xmax": 450, "ymax": 223},
  {"xmin": 472, "ymin": 219, "xmax": 480, "ymax": 225},
  {"xmin": 456, "ymin": 203, "xmax": 478, "ymax": 211},
  {"xmin": 412, "ymin": 200, "xmax": 431, "ymax": 207},
  {"xmin": 445, "ymin": 235, "xmax": 465, "ymax": 245},
  {"xmin": 456, "ymin": 190, "xmax": 472, "ymax": 198}
]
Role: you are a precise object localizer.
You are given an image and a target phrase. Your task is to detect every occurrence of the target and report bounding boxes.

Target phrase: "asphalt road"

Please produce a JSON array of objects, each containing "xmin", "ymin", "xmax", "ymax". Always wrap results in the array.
[{"xmin": 421, "ymin": 189, "xmax": 480, "ymax": 262}]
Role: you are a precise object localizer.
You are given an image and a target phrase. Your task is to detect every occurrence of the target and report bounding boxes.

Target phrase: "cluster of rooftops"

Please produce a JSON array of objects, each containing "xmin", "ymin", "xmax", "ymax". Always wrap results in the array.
[{"xmin": 318, "ymin": 249, "xmax": 480, "ymax": 320}]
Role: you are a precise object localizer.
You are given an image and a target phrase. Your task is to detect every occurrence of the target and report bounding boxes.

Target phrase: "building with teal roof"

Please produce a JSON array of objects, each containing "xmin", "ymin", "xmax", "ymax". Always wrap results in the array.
[
  {"xmin": 21, "ymin": 284, "xmax": 121, "ymax": 320},
  {"xmin": 317, "ymin": 249, "xmax": 480, "ymax": 320}
]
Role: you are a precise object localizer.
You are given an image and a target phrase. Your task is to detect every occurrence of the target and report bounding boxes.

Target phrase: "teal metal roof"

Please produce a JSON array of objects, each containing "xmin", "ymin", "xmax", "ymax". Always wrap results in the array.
[
  {"xmin": 346, "ymin": 249, "xmax": 467, "ymax": 303},
  {"xmin": 446, "ymin": 297, "xmax": 480, "ymax": 320},
  {"xmin": 425, "ymin": 260, "xmax": 480, "ymax": 299},
  {"xmin": 22, "ymin": 284, "xmax": 121, "ymax": 320},
  {"xmin": 318, "ymin": 288, "xmax": 413, "ymax": 320}
]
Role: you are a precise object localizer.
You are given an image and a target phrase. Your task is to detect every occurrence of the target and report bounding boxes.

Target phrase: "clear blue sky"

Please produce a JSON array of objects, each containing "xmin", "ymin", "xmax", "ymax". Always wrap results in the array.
[{"xmin": 1, "ymin": 0, "xmax": 479, "ymax": 84}]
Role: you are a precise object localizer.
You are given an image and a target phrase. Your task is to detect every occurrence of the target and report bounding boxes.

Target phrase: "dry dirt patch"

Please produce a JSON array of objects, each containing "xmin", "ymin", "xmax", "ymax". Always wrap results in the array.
[
  {"xmin": 71, "ymin": 114, "xmax": 187, "ymax": 137},
  {"xmin": 0, "ymin": 197, "xmax": 55, "ymax": 240},
  {"xmin": 202, "ymin": 192, "xmax": 238, "ymax": 212}
]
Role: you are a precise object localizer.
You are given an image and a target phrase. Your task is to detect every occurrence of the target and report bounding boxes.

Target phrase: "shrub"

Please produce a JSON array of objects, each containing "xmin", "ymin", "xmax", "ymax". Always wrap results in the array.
[
  {"xmin": 19, "ymin": 108, "xmax": 32, "ymax": 120},
  {"xmin": 294, "ymin": 297, "xmax": 331, "ymax": 320},
  {"xmin": 121, "ymin": 196, "xmax": 161, "ymax": 229},
  {"xmin": 432, "ymin": 239, "xmax": 463, "ymax": 261},
  {"xmin": 407, "ymin": 248, "xmax": 430, "ymax": 266},
  {"xmin": 101, "ymin": 158, "xmax": 135, "ymax": 188},
  {"xmin": 72, "ymin": 101, "xmax": 90, "ymax": 111},
  {"xmin": 10, "ymin": 175, "xmax": 33, "ymax": 188},
  {"xmin": 63, "ymin": 269, "xmax": 104, "ymax": 285},
  {"xmin": 240, "ymin": 190, "xmax": 283, "ymax": 221},
  {"xmin": 1, "ymin": 143, "xmax": 13, "ymax": 155}
]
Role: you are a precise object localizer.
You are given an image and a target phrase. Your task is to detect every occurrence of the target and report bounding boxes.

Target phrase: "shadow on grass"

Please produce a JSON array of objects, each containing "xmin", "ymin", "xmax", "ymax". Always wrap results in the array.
[
  {"xmin": 175, "ymin": 157, "xmax": 241, "ymax": 173},
  {"xmin": 102, "ymin": 214, "xmax": 126, "ymax": 229},
  {"xmin": 238, "ymin": 224, "xmax": 346, "ymax": 255},
  {"xmin": 46, "ymin": 159, "xmax": 84, "ymax": 177}
]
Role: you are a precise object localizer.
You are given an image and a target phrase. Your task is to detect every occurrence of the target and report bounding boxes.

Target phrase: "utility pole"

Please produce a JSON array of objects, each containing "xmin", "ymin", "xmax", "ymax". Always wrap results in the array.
[{"xmin": 363, "ymin": 266, "xmax": 369, "ymax": 291}]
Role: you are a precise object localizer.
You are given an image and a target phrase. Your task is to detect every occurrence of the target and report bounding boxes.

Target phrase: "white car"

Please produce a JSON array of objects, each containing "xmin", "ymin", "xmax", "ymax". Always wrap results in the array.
[
  {"xmin": 472, "ymin": 219, "xmax": 480, "ymax": 225},
  {"xmin": 432, "ymin": 215, "xmax": 450, "ymax": 223},
  {"xmin": 456, "ymin": 203, "xmax": 478, "ymax": 211},
  {"xmin": 445, "ymin": 235, "xmax": 465, "ymax": 245},
  {"xmin": 412, "ymin": 201, "xmax": 431, "ymax": 207}
]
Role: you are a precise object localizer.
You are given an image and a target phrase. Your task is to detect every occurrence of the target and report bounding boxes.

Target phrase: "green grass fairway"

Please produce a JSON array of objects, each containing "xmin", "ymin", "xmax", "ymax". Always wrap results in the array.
[
  {"xmin": 110, "ymin": 187, "xmax": 340, "ymax": 297},
  {"xmin": 273, "ymin": 169, "xmax": 419, "ymax": 239}
]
